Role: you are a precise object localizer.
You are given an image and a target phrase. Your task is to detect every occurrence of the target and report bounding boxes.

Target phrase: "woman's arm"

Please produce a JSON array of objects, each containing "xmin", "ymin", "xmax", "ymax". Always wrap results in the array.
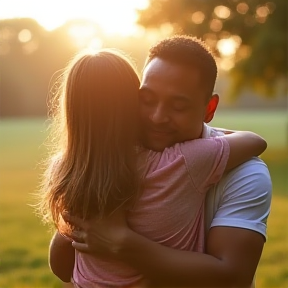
[
  {"xmin": 49, "ymin": 231, "xmax": 75, "ymax": 282},
  {"xmin": 222, "ymin": 131, "xmax": 267, "ymax": 171}
]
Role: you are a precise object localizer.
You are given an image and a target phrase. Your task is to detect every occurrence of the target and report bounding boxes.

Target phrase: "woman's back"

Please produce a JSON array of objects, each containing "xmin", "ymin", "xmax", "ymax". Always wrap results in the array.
[{"xmin": 73, "ymin": 136, "xmax": 230, "ymax": 287}]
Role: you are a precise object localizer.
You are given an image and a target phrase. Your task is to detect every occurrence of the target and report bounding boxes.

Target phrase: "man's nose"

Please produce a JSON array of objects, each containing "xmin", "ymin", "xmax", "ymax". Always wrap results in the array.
[{"xmin": 150, "ymin": 104, "xmax": 169, "ymax": 124}]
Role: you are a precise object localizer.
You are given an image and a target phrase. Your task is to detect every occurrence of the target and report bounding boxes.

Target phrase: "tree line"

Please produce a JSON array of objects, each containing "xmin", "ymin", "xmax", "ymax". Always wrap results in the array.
[{"xmin": 1, "ymin": 1, "xmax": 287, "ymax": 117}]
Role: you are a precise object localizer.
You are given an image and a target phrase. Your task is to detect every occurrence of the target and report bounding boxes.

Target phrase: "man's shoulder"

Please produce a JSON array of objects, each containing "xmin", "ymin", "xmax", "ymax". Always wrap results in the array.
[
  {"xmin": 225, "ymin": 157, "xmax": 270, "ymax": 179},
  {"xmin": 215, "ymin": 157, "xmax": 271, "ymax": 194},
  {"xmin": 205, "ymin": 157, "xmax": 272, "ymax": 238},
  {"xmin": 230, "ymin": 156, "xmax": 268, "ymax": 170},
  {"xmin": 205, "ymin": 156, "xmax": 272, "ymax": 212}
]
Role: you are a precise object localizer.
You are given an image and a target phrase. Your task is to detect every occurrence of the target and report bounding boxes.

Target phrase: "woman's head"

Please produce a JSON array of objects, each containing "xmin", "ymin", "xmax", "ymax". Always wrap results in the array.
[
  {"xmin": 62, "ymin": 49, "xmax": 140, "ymax": 154},
  {"xmin": 39, "ymin": 49, "xmax": 140, "ymax": 230}
]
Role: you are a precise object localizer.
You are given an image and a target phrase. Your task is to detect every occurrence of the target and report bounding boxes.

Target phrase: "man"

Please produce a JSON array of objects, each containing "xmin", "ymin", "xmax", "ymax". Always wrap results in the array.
[{"xmin": 50, "ymin": 35, "xmax": 272, "ymax": 287}]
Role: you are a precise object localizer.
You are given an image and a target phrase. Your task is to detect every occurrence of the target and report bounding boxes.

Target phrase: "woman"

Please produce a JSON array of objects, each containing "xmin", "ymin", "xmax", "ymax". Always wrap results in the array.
[{"xmin": 37, "ymin": 48, "xmax": 266, "ymax": 287}]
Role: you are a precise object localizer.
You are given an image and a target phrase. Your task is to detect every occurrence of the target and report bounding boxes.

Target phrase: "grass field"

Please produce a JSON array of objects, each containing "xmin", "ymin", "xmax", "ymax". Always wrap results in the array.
[
  {"xmin": 0, "ymin": 112, "xmax": 287, "ymax": 288},
  {"xmin": 210, "ymin": 109, "xmax": 288, "ymax": 150}
]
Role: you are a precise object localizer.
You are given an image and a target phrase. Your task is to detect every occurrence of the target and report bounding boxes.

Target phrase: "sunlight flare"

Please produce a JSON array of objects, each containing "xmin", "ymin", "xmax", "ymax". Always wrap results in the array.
[{"xmin": 0, "ymin": 0, "xmax": 149, "ymax": 35}]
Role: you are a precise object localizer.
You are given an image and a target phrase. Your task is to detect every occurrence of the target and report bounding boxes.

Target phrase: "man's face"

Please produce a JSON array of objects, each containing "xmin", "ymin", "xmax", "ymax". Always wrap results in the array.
[{"xmin": 139, "ymin": 57, "xmax": 209, "ymax": 151}]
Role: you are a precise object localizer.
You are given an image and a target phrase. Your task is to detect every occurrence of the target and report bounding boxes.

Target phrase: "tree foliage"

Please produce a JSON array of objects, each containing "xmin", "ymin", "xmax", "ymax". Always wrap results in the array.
[{"xmin": 137, "ymin": 0, "xmax": 287, "ymax": 97}]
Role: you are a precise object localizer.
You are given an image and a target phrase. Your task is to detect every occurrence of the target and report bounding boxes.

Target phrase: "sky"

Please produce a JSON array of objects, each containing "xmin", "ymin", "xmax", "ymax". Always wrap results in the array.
[{"xmin": 0, "ymin": 0, "xmax": 149, "ymax": 36}]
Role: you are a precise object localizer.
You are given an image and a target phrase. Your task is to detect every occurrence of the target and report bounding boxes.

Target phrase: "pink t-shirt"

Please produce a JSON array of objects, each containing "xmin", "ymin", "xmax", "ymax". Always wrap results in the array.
[{"xmin": 73, "ymin": 137, "xmax": 230, "ymax": 288}]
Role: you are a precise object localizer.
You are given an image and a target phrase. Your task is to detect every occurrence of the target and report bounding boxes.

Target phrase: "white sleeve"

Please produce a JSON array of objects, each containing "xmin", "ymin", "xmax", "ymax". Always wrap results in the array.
[{"xmin": 205, "ymin": 157, "xmax": 272, "ymax": 240}]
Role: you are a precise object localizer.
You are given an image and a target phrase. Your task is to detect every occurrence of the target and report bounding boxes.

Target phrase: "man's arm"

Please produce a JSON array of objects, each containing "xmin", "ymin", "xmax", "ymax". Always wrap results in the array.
[
  {"xmin": 49, "ymin": 231, "xmax": 75, "ymax": 282},
  {"xmin": 122, "ymin": 227, "xmax": 264, "ymax": 287},
  {"xmin": 70, "ymin": 218, "xmax": 262, "ymax": 287},
  {"xmin": 70, "ymin": 159, "xmax": 271, "ymax": 287}
]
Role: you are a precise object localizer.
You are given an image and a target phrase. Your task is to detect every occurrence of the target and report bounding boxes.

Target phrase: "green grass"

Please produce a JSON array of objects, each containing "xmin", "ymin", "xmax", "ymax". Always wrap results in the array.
[
  {"xmin": 0, "ymin": 114, "xmax": 287, "ymax": 287},
  {"xmin": 211, "ymin": 109, "xmax": 288, "ymax": 149},
  {"xmin": 0, "ymin": 118, "xmax": 63, "ymax": 288},
  {"xmin": 256, "ymin": 195, "xmax": 288, "ymax": 287}
]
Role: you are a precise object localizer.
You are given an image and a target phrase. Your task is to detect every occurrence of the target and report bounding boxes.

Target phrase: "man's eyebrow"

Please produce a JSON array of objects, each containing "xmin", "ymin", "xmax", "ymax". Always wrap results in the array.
[
  {"xmin": 170, "ymin": 95, "xmax": 191, "ymax": 102},
  {"xmin": 140, "ymin": 87, "xmax": 191, "ymax": 102}
]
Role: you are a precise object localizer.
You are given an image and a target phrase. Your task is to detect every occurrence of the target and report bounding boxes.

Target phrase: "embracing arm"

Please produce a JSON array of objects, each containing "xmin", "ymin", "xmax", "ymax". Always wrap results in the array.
[
  {"xmin": 222, "ymin": 131, "xmax": 267, "ymax": 171},
  {"xmin": 70, "ymin": 159, "xmax": 271, "ymax": 287},
  {"xmin": 70, "ymin": 219, "xmax": 262, "ymax": 287},
  {"xmin": 49, "ymin": 231, "xmax": 75, "ymax": 282},
  {"xmin": 106, "ymin": 226, "xmax": 264, "ymax": 287},
  {"xmin": 113, "ymin": 159, "xmax": 271, "ymax": 287},
  {"xmin": 68, "ymin": 213, "xmax": 263, "ymax": 287}
]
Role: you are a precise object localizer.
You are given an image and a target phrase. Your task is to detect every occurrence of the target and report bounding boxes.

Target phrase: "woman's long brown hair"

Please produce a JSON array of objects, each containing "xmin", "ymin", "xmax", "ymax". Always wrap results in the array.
[{"xmin": 37, "ymin": 48, "xmax": 140, "ymax": 232}]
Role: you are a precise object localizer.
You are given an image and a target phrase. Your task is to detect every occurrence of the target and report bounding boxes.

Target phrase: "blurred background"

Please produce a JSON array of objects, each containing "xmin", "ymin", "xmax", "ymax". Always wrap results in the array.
[{"xmin": 0, "ymin": 0, "xmax": 287, "ymax": 287}]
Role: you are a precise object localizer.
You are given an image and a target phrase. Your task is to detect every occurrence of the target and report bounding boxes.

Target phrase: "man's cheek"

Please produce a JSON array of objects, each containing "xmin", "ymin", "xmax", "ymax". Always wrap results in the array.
[{"xmin": 139, "ymin": 109, "xmax": 150, "ymax": 124}]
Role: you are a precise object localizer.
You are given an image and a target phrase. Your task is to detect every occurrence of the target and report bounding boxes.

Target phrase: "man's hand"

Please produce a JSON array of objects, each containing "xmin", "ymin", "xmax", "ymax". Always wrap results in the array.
[{"xmin": 62, "ymin": 209, "xmax": 129, "ymax": 260}]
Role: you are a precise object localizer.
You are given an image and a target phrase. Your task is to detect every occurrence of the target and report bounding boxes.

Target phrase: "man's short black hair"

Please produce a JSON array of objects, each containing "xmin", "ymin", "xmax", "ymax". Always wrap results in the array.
[{"xmin": 145, "ymin": 35, "xmax": 218, "ymax": 97}]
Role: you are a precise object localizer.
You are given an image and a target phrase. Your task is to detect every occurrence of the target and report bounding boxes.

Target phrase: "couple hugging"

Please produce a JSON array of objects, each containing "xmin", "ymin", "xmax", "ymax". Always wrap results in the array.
[{"xmin": 37, "ymin": 35, "xmax": 272, "ymax": 288}]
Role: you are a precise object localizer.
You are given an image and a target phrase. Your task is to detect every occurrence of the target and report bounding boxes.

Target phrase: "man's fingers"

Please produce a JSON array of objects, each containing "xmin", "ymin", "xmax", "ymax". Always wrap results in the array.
[
  {"xmin": 70, "ymin": 230, "xmax": 87, "ymax": 243},
  {"xmin": 72, "ymin": 241, "xmax": 90, "ymax": 253},
  {"xmin": 62, "ymin": 213, "xmax": 85, "ymax": 229},
  {"xmin": 111, "ymin": 207, "xmax": 126, "ymax": 218},
  {"xmin": 109, "ymin": 207, "xmax": 127, "ymax": 225}
]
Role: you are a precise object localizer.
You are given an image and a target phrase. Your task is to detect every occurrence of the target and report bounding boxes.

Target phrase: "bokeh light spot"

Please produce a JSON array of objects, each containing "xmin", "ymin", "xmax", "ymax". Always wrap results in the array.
[
  {"xmin": 191, "ymin": 11, "xmax": 205, "ymax": 24},
  {"xmin": 237, "ymin": 3, "xmax": 249, "ymax": 14},
  {"xmin": 18, "ymin": 29, "xmax": 32, "ymax": 43},
  {"xmin": 217, "ymin": 38, "xmax": 238, "ymax": 56},
  {"xmin": 214, "ymin": 6, "xmax": 231, "ymax": 19},
  {"xmin": 210, "ymin": 19, "xmax": 223, "ymax": 32}
]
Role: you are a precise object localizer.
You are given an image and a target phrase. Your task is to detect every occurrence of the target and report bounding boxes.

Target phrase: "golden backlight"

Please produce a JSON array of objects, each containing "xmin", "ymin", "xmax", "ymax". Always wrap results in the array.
[{"xmin": 0, "ymin": 0, "xmax": 149, "ymax": 36}]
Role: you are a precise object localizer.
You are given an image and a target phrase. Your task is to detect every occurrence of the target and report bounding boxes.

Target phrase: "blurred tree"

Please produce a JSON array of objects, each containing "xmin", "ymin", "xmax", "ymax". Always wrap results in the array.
[
  {"xmin": 0, "ymin": 19, "xmax": 77, "ymax": 117},
  {"xmin": 137, "ymin": 0, "xmax": 287, "ymax": 97},
  {"xmin": 0, "ymin": 18, "xmax": 151, "ymax": 117}
]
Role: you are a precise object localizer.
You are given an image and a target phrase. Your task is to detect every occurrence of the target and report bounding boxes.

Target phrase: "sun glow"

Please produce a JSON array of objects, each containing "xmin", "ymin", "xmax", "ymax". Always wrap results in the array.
[
  {"xmin": 217, "ymin": 36, "xmax": 241, "ymax": 56},
  {"xmin": 0, "ymin": 0, "xmax": 149, "ymax": 36}
]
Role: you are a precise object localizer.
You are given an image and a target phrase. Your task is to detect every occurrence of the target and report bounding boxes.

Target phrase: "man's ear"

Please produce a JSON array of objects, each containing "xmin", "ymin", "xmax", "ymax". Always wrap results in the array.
[{"xmin": 204, "ymin": 94, "xmax": 219, "ymax": 123}]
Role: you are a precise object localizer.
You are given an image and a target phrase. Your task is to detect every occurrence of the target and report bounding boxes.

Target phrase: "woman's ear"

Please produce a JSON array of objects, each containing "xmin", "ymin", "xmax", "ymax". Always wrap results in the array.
[{"xmin": 204, "ymin": 94, "xmax": 219, "ymax": 123}]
